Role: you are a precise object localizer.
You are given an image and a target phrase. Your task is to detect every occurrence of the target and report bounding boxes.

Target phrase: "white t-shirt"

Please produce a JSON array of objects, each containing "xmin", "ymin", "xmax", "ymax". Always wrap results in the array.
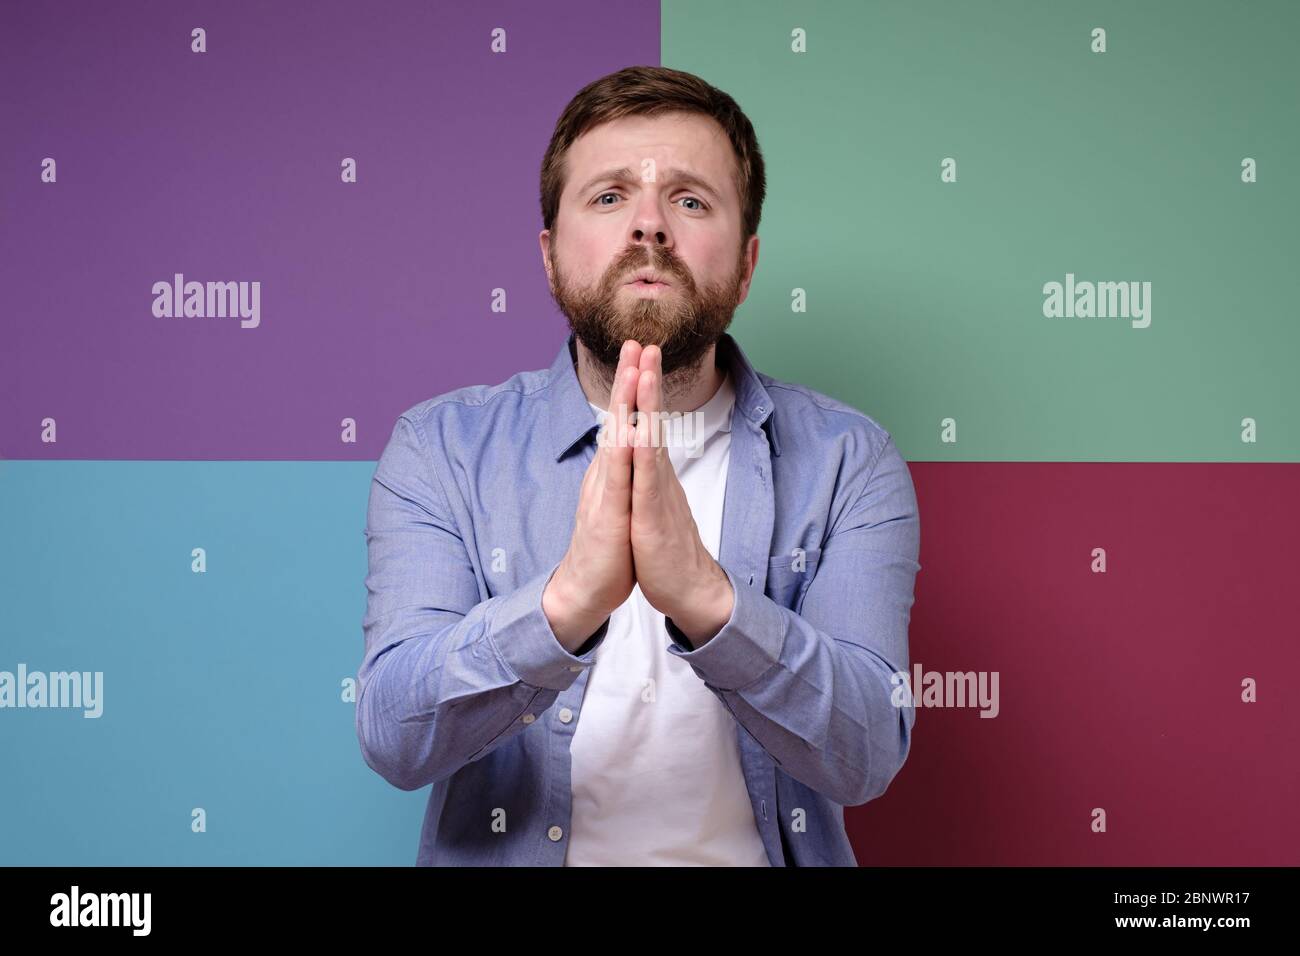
[{"xmin": 564, "ymin": 370, "xmax": 770, "ymax": 866}]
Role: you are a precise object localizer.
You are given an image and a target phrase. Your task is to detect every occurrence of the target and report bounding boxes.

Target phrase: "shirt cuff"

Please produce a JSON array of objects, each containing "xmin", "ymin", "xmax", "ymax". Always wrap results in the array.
[
  {"xmin": 487, "ymin": 561, "xmax": 609, "ymax": 691},
  {"xmin": 664, "ymin": 563, "xmax": 785, "ymax": 691}
]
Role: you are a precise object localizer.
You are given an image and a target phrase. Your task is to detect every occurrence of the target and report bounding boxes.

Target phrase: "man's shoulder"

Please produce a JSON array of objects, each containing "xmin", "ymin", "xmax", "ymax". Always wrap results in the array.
[
  {"xmin": 756, "ymin": 369, "xmax": 895, "ymax": 459},
  {"xmin": 755, "ymin": 369, "xmax": 915, "ymax": 528},
  {"xmin": 394, "ymin": 359, "xmax": 557, "ymax": 435}
]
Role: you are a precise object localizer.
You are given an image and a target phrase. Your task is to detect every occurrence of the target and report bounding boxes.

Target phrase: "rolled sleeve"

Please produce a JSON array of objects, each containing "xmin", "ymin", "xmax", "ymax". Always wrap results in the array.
[
  {"xmin": 489, "ymin": 560, "xmax": 609, "ymax": 691},
  {"xmin": 357, "ymin": 415, "xmax": 608, "ymax": 791},
  {"xmin": 660, "ymin": 433, "xmax": 920, "ymax": 807},
  {"xmin": 664, "ymin": 564, "xmax": 784, "ymax": 690}
]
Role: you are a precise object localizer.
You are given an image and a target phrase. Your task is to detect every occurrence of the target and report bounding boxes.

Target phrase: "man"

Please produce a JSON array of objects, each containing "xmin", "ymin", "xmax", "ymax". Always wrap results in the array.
[{"xmin": 358, "ymin": 66, "xmax": 921, "ymax": 866}]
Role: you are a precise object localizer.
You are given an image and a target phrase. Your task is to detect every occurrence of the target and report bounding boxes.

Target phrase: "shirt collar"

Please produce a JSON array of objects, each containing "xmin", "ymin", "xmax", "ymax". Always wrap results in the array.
[{"xmin": 547, "ymin": 331, "xmax": 779, "ymax": 462}]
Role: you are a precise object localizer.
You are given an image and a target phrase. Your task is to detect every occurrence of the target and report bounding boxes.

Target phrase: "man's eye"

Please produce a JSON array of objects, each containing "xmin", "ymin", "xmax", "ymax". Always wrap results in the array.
[{"xmin": 593, "ymin": 192, "xmax": 706, "ymax": 211}]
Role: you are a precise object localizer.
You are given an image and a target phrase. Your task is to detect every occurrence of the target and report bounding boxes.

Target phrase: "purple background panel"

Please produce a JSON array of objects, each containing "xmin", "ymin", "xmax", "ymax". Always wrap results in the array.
[{"xmin": 1, "ymin": 0, "xmax": 659, "ymax": 460}]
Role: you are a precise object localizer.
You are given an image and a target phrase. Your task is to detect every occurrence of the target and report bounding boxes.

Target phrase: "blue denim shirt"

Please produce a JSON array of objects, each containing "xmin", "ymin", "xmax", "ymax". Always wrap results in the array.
[{"xmin": 358, "ymin": 332, "xmax": 921, "ymax": 866}]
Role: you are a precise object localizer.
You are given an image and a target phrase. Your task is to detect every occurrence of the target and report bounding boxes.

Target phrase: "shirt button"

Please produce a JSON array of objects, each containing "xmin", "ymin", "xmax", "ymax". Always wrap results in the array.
[
  {"xmin": 558, "ymin": 707, "xmax": 573, "ymax": 724},
  {"xmin": 521, "ymin": 713, "xmax": 535, "ymax": 724},
  {"xmin": 568, "ymin": 665, "xmax": 582, "ymax": 672},
  {"xmin": 548, "ymin": 825, "xmax": 563, "ymax": 841}
]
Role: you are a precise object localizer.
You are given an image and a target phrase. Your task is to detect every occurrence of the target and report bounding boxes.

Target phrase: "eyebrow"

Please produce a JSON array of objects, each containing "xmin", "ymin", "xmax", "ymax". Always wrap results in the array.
[{"xmin": 576, "ymin": 166, "xmax": 723, "ymax": 202}]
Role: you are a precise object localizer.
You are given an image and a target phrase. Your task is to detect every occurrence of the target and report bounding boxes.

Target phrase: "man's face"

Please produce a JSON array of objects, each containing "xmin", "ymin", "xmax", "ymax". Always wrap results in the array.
[{"xmin": 540, "ymin": 111, "xmax": 758, "ymax": 377}]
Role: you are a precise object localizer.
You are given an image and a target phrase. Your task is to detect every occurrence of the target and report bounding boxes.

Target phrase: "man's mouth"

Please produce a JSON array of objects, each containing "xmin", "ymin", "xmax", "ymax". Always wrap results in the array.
[{"xmin": 626, "ymin": 270, "xmax": 673, "ymax": 286}]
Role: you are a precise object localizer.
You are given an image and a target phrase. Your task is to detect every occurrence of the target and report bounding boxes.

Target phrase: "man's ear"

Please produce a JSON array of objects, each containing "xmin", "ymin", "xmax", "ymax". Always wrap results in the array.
[
  {"xmin": 538, "ymin": 229, "xmax": 554, "ymax": 292},
  {"xmin": 735, "ymin": 233, "xmax": 760, "ymax": 307}
]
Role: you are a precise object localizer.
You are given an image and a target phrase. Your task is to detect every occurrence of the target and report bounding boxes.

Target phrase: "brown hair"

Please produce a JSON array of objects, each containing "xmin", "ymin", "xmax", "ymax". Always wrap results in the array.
[{"xmin": 540, "ymin": 65, "xmax": 766, "ymax": 244}]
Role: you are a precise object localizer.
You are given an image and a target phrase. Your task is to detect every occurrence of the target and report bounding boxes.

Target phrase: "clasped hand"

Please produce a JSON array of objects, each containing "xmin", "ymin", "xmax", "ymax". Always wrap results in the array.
[{"xmin": 543, "ymin": 339, "xmax": 735, "ymax": 652}]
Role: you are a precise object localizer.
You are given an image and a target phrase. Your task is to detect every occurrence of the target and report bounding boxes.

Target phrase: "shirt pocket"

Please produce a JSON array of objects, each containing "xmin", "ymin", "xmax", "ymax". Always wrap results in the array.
[{"xmin": 765, "ymin": 547, "xmax": 822, "ymax": 612}]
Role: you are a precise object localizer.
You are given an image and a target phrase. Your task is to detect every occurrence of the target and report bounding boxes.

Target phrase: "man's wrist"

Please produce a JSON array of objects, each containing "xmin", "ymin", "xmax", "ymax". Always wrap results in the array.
[
  {"xmin": 667, "ymin": 568, "xmax": 734, "ymax": 648},
  {"xmin": 542, "ymin": 566, "xmax": 611, "ymax": 654}
]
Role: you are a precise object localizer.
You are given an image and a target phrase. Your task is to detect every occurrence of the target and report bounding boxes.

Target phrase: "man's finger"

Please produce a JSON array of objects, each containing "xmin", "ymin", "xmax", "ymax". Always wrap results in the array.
[
  {"xmin": 608, "ymin": 339, "xmax": 642, "ymax": 419},
  {"xmin": 633, "ymin": 365, "xmax": 663, "ymax": 501},
  {"xmin": 635, "ymin": 345, "xmax": 663, "ymax": 453},
  {"xmin": 604, "ymin": 363, "xmax": 639, "ymax": 513}
]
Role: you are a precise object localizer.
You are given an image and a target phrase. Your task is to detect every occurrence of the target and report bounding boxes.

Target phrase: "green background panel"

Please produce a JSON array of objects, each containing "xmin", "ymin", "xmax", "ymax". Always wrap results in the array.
[{"xmin": 663, "ymin": 0, "xmax": 1297, "ymax": 461}]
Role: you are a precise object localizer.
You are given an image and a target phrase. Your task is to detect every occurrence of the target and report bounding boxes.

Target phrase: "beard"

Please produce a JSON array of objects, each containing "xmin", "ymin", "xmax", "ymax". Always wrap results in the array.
[{"xmin": 548, "ymin": 239, "xmax": 748, "ymax": 384}]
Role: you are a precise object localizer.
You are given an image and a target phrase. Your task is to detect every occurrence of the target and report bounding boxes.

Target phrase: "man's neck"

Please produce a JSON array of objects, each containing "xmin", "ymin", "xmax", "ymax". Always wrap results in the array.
[{"xmin": 574, "ymin": 338, "xmax": 726, "ymax": 414}]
